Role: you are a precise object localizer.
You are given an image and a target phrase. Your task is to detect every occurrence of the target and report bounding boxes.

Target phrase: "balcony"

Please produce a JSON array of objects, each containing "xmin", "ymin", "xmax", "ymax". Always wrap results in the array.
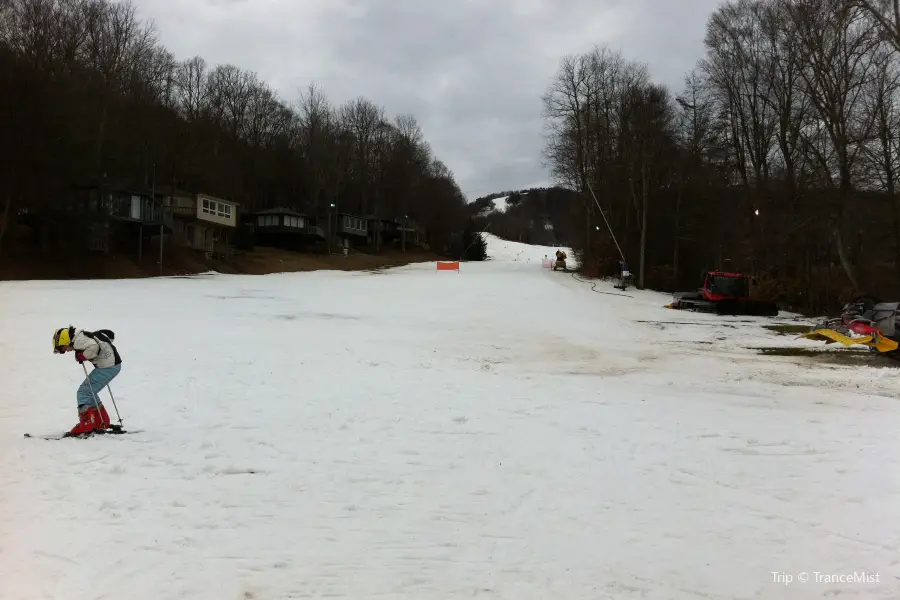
[
  {"xmin": 87, "ymin": 194, "xmax": 168, "ymax": 226},
  {"xmin": 303, "ymin": 225, "xmax": 325, "ymax": 239},
  {"xmin": 167, "ymin": 205, "xmax": 196, "ymax": 219}
]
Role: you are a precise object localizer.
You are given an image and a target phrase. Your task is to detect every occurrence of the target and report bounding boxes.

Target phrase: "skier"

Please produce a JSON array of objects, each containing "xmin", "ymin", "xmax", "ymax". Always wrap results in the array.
[{"xmin": 52, "ymin": 326, "xmax": 122, "ymax": 435}]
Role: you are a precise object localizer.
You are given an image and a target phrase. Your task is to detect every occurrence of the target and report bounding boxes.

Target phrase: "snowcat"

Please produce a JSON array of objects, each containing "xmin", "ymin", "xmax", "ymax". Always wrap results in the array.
[{"xmin": 666, "ymin": 271, "xmax": 779, "ymax": 317}]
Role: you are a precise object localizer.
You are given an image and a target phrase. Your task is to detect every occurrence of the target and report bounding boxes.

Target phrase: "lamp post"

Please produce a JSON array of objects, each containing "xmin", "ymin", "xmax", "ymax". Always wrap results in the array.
[
  {"xmin": 402, "ymin": 214, "xmax": 408, "ymax": 252},
  {"xmin": 328, "ymin": 202, "xmax": 335, "ymax": 253},
  {"xmin": 151, "ymin": 163, "xmax": 164, "ymax": 275}
]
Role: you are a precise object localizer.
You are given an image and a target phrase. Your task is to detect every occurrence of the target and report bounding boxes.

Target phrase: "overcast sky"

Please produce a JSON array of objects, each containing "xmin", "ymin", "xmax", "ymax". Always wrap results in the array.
[{"xmin": 134, "ymin": 0, "xmax": 723, "ymax": 200}]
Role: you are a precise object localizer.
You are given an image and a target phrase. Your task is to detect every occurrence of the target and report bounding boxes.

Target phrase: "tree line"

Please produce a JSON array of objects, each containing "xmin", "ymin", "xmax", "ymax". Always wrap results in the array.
[
  {"xmin": 542, "ymin": 0, "xmax": 900, "ymax": 313},
  {"xmin": 0, "ymin": 0, "xmax": 470, "ymax": 259},
  {"xmin": 468, "ymin": 186, "xmax": 581, "ymax": 247}
]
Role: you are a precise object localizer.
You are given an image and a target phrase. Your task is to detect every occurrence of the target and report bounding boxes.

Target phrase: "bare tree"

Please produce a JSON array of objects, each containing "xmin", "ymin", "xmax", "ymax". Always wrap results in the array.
[
  {"xmin": 674, "ymin": 69, "xmax": 720, "ymax": 287},
  {"xmin": 541, "ymin": 53, "xmax": 592, "ymax": 192},
  {"xmin": 706, "ymin": 0, "xmax": 778, "ymax": 189},
  {"xmin": 339, "ymin": 96, "xmax": 385, "ymax": 214},
  {"xmin": 542, "ymin": 45, "xmax": 678, "ymax": 283},
  {"xmin": 619, "ymin": 82, "xmax": 676, "ymax": 287},
  {"xmin": 860, "ymin": 46, "xmax": 900, "ymax": 266},
  {"xmin": 850, "ymin": 0, "xmax": 900, "ymax": 50},
  {"xmin": 790, "ymin": 0, "xmax": 880, "ymax": 288},
  {"xmin": 296, "ymin": 82, "xmax": 334, "ymax": 215},
  {"xmin": 759, "ymin": 0, "xmax": 810, "ymax": 203},
  {"xmin": 174, "ymin": 56, "xmax": 208, "ymax": 122},
  {"xmin": 206, "ymin": 64, "xmax": 255, "ymax": 142}
]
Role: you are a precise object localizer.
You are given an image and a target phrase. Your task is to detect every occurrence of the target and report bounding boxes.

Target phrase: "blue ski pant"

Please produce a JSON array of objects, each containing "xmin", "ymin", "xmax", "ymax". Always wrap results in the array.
[{"xmin": 77, "ymin": 363, "xmax": 121, "ymax": 409}]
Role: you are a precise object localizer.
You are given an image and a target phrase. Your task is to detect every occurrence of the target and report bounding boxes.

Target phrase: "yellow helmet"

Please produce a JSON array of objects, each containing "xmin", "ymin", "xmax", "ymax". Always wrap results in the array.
[{"xmin": 52, "ymin": 327, "xmax": 72, "ymax": 352}]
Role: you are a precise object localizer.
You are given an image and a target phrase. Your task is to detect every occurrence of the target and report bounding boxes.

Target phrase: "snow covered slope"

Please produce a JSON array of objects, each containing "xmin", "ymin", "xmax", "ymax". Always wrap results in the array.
[
  {"xmin": 483, "ymin": 232, "xmax": 575, "ymax": 266},
  {"xmin": 1, "ymin": 254, "xmax": 898, "ymax": 599}
]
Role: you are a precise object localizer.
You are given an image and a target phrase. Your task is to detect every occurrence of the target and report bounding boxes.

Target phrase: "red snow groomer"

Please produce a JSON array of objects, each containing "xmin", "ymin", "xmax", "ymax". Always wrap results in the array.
[{"xmin": 666, "ymin": 271, "xmax": 779, "ymax": 317}]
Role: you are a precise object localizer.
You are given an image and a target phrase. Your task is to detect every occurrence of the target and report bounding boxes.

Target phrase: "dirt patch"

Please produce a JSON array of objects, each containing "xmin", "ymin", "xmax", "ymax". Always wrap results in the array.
[
  {"xmin": 221, "ymin": 246, "xmax": 442, "ymax": 276},
  {"xmin": 0, "ymin": 246, "xmax": 443, "ymax": 280},
  {"xmin": 763, "ymin": 324, "xmax": 814, "ymax": 335},
  {"xmin": 751, "ymin": 346, "xmax": 900, "ymax": 367}
]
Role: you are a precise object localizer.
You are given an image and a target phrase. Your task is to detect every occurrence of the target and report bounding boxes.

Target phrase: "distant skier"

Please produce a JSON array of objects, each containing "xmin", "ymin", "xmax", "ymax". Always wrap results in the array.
[{"xmin": 52, "ymin": 326, "xmax": 122, "ymax": 435}]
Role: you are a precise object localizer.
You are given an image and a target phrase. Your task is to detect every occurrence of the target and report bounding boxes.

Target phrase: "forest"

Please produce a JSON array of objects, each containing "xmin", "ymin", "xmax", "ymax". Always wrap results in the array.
[
  {"xmin": 0, "ymin": 0, "xmax": 470, "ymax": 263},
  {"xmin": 468, "ymin": 186, "xmax": 581, "ymax": 248},
  {"xmin": 540, "ymin": 0, "xmax": 900, "ymax": 313},
  {"xmin": 6, "ymin": 0, "xmax": 900, "ymax": 312}
]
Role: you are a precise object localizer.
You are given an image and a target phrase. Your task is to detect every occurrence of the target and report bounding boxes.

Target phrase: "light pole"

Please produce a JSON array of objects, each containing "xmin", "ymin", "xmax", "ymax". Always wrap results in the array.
[
  {"xmin": 402, "ymin": 214, "xmax": 408, "ymax": 252},
  {"xmin": 328, "ymin": 202, "xmax": 335, "ymax": 253},
  {"xmin": 150, "ymin": 163, "xmax": 164, "ymax": 275}
]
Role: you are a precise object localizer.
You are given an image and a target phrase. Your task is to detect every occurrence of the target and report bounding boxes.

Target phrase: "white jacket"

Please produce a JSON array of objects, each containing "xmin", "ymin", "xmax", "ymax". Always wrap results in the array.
[{"xmin": 72, "ymin": 330, "xmax": 121, "ymax": 369}]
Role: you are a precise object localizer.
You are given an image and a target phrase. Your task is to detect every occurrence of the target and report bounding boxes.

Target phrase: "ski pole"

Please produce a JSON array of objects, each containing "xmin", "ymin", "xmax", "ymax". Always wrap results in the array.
[
  {"xmin": 81, "ymin": 362, "xmax": 104, "ymax": 420},
  {"xmin": 82, "ymin": 362, "xmax": 124, "ymax": 426},
  {"xmin": 105, "ymin": 382, "xmax": 123, "ymax": 426}
]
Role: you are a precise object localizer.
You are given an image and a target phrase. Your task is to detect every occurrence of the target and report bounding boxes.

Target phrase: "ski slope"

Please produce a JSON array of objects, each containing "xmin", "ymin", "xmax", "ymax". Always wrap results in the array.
[
  {"xmin": 1, "ymin": 236, "xmax": 898, "ymax": 600},
  {"xmin": 484, "ymin": 233, "xmax": 575, "ymax": 266}
]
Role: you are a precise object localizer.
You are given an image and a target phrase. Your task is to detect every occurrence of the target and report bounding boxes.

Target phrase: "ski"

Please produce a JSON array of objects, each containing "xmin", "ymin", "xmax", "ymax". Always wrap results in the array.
[
  {"xmin": 24, "ymin": 426, "xmax": 142, "ymax": 440},
  {"xmin": 24, "ymin": 433, "xmax": 72, "ymax": 440}
]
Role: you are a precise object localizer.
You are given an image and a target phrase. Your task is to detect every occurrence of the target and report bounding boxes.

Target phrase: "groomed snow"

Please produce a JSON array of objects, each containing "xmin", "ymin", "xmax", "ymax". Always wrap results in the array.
[
  {"xmin": 1, "ymin": 236, "xmax": 898, "ymax": 599},
  {"xmin": 483, "ymin": 232, "xmax": 576, "ymax": 267}
]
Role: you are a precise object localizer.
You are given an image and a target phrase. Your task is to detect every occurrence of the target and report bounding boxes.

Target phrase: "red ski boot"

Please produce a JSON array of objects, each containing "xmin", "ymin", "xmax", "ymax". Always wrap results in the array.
[
  {"xmin": 68, "ymin": 406, "xmax": 103, "ymax": 436},
  {"xmin": 97, "ymin": 404, "xmax": 112, "ymax": 429}
]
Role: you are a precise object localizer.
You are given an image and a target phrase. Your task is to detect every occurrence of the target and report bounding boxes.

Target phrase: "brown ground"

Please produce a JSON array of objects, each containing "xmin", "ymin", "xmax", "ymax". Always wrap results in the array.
[{"xmin": 0, "ymin": 246, "xmax": 445, "ymax": 280}]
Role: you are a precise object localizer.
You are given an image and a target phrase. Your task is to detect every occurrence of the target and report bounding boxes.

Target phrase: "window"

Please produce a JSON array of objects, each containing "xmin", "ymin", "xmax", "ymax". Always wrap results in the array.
[
  {"xmin": 286, "ymin": 216, "xmax": 304, "ymax": 228},
  {"xmin": 202, "ymin": 197, "xmax": 233, "ymax": 219},
  {"xmin": 341, "ymin": 216, "xmax": 366, "ymax": 232}
]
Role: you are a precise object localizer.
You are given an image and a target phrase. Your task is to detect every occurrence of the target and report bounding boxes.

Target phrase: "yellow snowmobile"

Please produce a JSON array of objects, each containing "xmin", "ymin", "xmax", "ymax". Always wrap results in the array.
[{"xmin": 799, "ymin": 296, "xmax": 900, "ymax": 356}]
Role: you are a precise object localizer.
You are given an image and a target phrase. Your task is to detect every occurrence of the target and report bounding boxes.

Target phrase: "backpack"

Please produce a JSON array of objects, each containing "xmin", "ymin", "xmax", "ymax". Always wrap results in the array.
[
  {"xmin": 82, "ymin": 329, "xmax": 121, "ymax": 364},
  {"xmin": 94, "ymin": 329, "xmax": 115, "ymax": 342}
]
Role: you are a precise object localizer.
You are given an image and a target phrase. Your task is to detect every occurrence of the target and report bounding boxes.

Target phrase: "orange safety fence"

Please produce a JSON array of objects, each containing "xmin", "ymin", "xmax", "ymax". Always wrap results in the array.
[{"xmin": 436, "ymin": 261, "xmax": 460, "ymax": 272}]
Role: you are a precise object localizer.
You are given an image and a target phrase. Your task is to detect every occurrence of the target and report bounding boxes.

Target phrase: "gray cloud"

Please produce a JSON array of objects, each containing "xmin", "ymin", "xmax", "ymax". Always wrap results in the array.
[{"xmin": 134, "ymin": 0, "xmax": 722, "ymax": 199}]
